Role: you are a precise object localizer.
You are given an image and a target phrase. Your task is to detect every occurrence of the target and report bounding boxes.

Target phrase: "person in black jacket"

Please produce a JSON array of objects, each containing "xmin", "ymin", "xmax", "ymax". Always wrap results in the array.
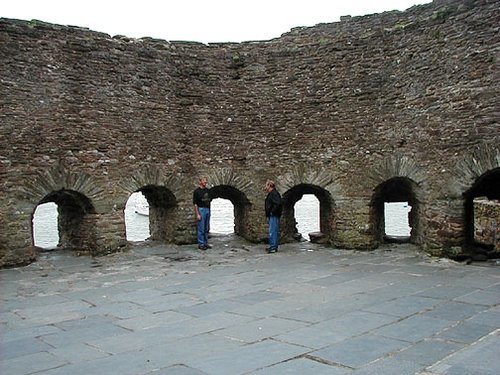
[
  {"xmin": 264, "ymin": 180, "xmax": 282, "ymax": 253},
  {"xmin": 193, "ymin": 177, "xmax": 212, "ymax": 250}
]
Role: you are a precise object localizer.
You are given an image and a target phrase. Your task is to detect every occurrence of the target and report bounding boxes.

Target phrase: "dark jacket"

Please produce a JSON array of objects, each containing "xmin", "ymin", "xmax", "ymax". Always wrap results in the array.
[
  {"xmin": 265, "ymin": 189, "xmax": 282, "ymax": 217},
  {"xmin": 193, "ymin": 187, "xmax": 211, "ymax": 208}
]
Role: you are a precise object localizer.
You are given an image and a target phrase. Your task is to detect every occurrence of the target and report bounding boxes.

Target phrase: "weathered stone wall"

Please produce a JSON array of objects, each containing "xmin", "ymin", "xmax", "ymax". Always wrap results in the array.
[
  {"xmin": 1, "ymin": 0, "xmax": 499, "ymax": 266},
  {"xmin": 474, "ymin": 198, "xmax": 500, "ymax": 252}
]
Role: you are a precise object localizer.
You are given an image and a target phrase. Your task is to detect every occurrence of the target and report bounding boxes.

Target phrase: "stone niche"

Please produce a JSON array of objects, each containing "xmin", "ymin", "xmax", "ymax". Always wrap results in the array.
[{"xmin": 474, "ymin": 197, "xmax": 500, "ymax": 252}]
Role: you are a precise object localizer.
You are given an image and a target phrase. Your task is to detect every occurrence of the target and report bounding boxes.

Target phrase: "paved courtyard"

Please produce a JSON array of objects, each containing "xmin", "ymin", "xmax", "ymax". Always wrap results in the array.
[{"xmin": 1, "ymin": 235, "xmax": 499, "ymax": 374}]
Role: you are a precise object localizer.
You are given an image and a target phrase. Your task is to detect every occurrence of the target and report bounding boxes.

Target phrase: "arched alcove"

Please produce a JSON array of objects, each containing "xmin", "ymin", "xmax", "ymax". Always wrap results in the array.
[
  {"xmin": 31, "ymin": 189, "xmax": 96, "ymax": 251},
  {"xmin": 294, "ymin": 194, "xmax": 320, "ymax": 241},
  {"xmin": 125, "ymin": 192, "xmax": 150, "ymax": 241},
  {"xmin": 32, "ymin": 202, "xmax": 59, "ymax": 249},
  {"xmin": 210, "ymin": 198, "xmax": 235, "ymax": 234},
  {"xmin": 209, "ymin": 185, "xmax": 251, "ymax": 236},
  {"xmin": 463, "ymin": 168, "xmax": 500, "ymax": 253},
  {"xmin": 371, "ymin": 177, "xmax": 419, "ymax": 244},
  {"xmin": 282, "ymin": 184, "xmax": 334, "ymax": 242},
  {"xmin": 134, "ymin": 185, "xmax": 177, "ymax": 241}
]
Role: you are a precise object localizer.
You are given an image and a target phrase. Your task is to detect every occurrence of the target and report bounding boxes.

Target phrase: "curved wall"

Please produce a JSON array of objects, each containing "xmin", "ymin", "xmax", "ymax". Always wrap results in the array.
[{"xmin": 0, "ymin": 0, "xmax": 499, "ymax": 266}]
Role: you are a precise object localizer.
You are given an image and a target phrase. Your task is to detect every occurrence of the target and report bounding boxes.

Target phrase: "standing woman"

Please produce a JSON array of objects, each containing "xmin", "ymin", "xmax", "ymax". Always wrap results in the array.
[{"xmin": 264, "ymin": 180, "xmax": 282, "ymax": 253}]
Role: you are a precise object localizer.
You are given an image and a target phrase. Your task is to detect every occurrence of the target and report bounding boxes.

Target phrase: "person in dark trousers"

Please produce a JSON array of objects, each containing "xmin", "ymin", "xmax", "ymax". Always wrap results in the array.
[
  {"xmin": 193, "ymin": 177, "xmax": 212, "ymax": 250},
  {"xmin": 264, "ymin": 179, "xmax": 282, "ymax": 253}
]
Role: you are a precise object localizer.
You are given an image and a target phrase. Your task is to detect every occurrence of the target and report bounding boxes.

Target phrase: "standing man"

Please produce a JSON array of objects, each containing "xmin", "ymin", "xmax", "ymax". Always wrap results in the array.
[
  {"xmin": 264, "ymin": 179, "xmax": 282, "ymax": 253},
  {"xmin": 193, "ymin": 177, "xmax": 212, "ymax": 250}
]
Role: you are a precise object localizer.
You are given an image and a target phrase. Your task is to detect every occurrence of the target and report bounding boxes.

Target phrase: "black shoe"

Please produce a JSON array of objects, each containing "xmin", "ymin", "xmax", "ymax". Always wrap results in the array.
[
  {"xmin": 206, "ymin": 244, "xmax": 213, "ymax": 249},
  {"xmin": 198, "ymin": 245, "xmax": 207, "ymax": 251},
  {"xmin": 267, "ymin": 248, "xmax": 277, "ymax": 253}
]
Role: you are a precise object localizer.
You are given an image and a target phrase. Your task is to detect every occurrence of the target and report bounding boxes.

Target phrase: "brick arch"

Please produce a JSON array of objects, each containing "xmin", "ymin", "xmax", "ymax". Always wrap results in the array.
[
  {"xmin": 370, "ymin": 177, "xmax": 421, "ymax": 246},
  {"xmin": 120, "ymin": 166, "xmax": 185, "ymax": 242},
  {"xmin": 204, "ymin": 168, "xmax": 254, "ymax": 237},
  {"xmin": 278, "ymin": 166, "xmax": 339, "ymax": 243},
  {"xmin": 278, "ymin": 165, "xmax": 342, "ymax": 200},
  {"xmin": 367, "ymin": 153, "xmax": 427, "ymax": 194},
  {"xmin": 368, "ymin": 154, "xmax": 425, "ymax": 247},
  {"xmin": 447, "ymin": 144, "xmax": 500, "ymax": 198},
  {"xmin": 22, "ymin": 161, "xmax": 106, "ymax": 211},
  {"xmin": 120, "ymin": 166, "xmax": 186, "ymax": 199},
  {"xmin": 204, "ymin": 168, "xmax": 254, "ymax": 198},
  {"xmin": 22, "ymin": 162, "xmax": 105, "ymax": 253},
  {"xmin": 449, "ymin": 144, "xmax": 500, "ymax": 252}
]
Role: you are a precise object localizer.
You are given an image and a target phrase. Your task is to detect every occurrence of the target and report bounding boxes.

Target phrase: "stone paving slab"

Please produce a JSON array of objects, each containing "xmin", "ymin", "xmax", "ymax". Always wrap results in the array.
[
  {"xmin": 309, "ymin": 333, "xmax": 411, "ymax": 368},
  {"xmin": 372, "ymin": 315, "xmax": 452, "ymax": 343},
  {"xmin": 1, "ymin": 236, "xmax": 499, "ymax": 374},
  {"xmin": 421, "ymin": 330, "xmax": 500, "ymax": 375},
  {"xmin": 187, "ymin": 340, "xmax": 309, "ymax": 375},
  {"xmin": 252, "ymin": 356, "xmax": 351, "ymax": 374},
  {"xmin": 393, "ymin": 339, "xmax": 465, "ymax": 367}
]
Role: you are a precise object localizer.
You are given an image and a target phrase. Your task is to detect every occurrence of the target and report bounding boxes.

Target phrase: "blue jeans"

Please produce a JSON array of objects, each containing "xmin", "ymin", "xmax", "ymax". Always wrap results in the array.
[
  {"xmin": 197, "ymin": 207, "xmax": 210, "ymax": 246},
  {"xmin": 268, "ymin": 215, "xmax": 280, "ymax": 250}
]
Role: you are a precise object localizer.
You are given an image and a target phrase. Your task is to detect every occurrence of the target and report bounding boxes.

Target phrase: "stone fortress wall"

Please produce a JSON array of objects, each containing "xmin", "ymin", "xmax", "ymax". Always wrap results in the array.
[{"xmin": 0, "ymin": 0, "xmax": 499, "ymax": 267}]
